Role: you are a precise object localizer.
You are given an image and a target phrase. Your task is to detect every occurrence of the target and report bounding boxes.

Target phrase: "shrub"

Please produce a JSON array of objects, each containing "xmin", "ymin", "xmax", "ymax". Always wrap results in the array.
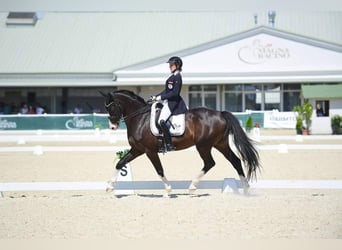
[{"xmin": 331, "ymin": 115, "xmax": 342, "ymax": 134}]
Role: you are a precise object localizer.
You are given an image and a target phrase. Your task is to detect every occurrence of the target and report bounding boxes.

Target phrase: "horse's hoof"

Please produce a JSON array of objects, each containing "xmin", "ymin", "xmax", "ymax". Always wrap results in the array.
[
  {"xmin": 188, "ymin": 182, "xmax": 198, "ymax": 194},
  {"xmin": 188, "ymin": 186, "xmax": 197, "ymax": 194},
  {"xmin": 106, "ymin": 186, "xmax": 114, "ymax": 193},
  {"xmin": 163, "ymin": 193, "xmax": 170, "ymax": 198},
  {"xmin": 243, "ymin": 188, "xmax": 250, "ymax": 196}
]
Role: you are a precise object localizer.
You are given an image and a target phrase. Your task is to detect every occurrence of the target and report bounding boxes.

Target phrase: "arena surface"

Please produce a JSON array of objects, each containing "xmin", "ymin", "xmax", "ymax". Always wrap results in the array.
[{"xmin": 0, "ymin": 129, "xmax": 341, "ymax": 239}]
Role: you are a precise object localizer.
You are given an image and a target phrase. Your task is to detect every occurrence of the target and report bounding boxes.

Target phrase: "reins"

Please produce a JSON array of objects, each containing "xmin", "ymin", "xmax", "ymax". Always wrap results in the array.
[
  {"xmin": 105, "ymin": 100, "xmax": 151, "ymax": 122},
  {"xmin": 122, "ymin": 105, "xmax": 151, "ymax": 121}
]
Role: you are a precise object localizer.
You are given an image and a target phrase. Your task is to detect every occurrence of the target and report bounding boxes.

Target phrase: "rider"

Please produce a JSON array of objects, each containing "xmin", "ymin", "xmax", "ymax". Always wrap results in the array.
[{"xmin": 151, "ymin": 56, "xmax": 187, "ymax": 152}]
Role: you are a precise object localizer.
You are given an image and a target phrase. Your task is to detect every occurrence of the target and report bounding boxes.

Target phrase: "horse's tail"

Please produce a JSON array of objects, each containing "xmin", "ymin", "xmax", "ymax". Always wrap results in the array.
[{"xmin": 221, "ymin": 111, "xmax": 260, "ymax": 181}]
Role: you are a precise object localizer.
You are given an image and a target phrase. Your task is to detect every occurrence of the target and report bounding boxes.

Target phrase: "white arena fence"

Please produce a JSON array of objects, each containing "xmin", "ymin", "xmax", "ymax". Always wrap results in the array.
[{"xmin": 1, "ymin": 179, "xmax": 342, "ymax": 198}]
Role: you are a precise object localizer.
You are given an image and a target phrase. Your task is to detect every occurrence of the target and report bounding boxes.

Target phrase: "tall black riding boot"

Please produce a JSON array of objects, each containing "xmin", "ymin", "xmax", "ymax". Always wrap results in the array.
[{"xmin": 160, "ymin": 120, "xmax": 175, "ymax": 152}]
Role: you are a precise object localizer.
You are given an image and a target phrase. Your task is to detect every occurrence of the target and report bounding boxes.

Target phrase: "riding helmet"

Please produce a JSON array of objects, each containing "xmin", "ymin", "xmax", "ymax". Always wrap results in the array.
[{"xmin": 167, "ymin": 56, "xmax": 183, "ymax": 71}]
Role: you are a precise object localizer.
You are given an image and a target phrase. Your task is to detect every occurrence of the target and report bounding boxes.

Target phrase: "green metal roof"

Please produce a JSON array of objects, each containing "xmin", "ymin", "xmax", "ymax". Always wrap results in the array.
[
  {"xmin": 302, "ymin": 84, "xmax": 342, "ymax": 99},
  {"xmin": 0, "ymin": 11, "xmax": 342, "ymax": 74}
]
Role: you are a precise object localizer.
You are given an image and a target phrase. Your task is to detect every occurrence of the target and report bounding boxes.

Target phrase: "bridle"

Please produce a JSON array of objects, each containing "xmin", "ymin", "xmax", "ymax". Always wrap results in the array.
[{"xmin": 105, "ymin": 100, "xmax": 151, "ymax": 122}]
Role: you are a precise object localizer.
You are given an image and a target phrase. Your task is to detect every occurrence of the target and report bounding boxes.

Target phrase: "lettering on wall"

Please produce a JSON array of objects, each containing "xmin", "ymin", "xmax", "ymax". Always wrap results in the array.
[{"xmin": 238, "ymin": 39, "xmax": 290, "ymax": 64}]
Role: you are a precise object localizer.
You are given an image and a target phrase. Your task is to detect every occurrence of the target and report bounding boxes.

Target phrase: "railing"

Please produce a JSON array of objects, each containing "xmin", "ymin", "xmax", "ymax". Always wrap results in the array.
[
  {"xmin": 0, "ymin": 111, "xmax": 300, "ymax": 130},
  {"xmin": 0, "ymin": 113, "xmax": 118, "ymax": 130}
]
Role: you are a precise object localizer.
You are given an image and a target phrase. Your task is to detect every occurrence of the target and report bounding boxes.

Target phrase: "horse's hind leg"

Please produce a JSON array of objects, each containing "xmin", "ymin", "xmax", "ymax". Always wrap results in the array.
[
  {"xmin": 146, "ymin": 151, "xmax": 172, "ymax": 196},
  {"xmin": 215, "ymin": 143, "xmax": 250, "ymax": 194},
  {"xmin": 189, "ymin": 145, "xmax": 216, "ymax": 193}
]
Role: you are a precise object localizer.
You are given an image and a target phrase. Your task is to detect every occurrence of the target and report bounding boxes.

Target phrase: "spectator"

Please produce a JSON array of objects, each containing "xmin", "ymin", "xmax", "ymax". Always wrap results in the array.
[
  {"xmin": 21, "ymin": 103, "xmax": 28, "ymax": 114},
  {"xmin": 36, "ymin": 103, "xmax": 45, "ymax": 114},
  {"xmin": 28, "ymin": 105, "xmax": 36, "ymax": 114},
  {"xmin": 316, "ymin": 103, "xmax": 324, "ymax": 117},
  {"xmin": 73, "ymin": 105, "xmax": 82, "ymax": 114}
]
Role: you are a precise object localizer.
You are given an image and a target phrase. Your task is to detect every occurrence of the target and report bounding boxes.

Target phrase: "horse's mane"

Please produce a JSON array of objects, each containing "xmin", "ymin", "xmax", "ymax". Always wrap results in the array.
[{"xmin": 112, "ymin": 90, "xmax": 146, "ymax": 105}]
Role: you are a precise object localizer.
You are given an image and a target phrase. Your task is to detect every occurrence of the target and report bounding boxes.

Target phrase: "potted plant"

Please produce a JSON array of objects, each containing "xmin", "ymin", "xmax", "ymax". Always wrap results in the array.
[
  {"xmin": 245, "ymin": 116, "xmax": 253, "ymax": 133},
  {"xmin": 295, "ymin": 117, "xmax": 303, "ymax": 135},
  {"xmin": 293, "ymin": 100, "xmax": 313, "ymax": 135},
  {"xmin": 331, "ymin": 115, "xmax": 342, "ymax": 135}
]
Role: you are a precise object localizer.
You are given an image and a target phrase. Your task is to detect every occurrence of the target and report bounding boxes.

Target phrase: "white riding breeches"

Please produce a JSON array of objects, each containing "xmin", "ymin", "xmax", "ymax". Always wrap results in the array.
[{"xmin": 158, "ymin": 100, "xmax": 171, "ymax": 124}]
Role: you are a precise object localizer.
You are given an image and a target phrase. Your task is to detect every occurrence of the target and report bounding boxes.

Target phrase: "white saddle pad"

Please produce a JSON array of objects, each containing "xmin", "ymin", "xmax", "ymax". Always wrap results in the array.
[{"xmin": 150, "ymin": 102, "xmax": 185, "ymax": 137}]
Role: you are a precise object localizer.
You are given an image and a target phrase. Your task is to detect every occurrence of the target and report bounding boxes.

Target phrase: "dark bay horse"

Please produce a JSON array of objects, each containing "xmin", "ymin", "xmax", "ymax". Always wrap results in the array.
[{"xmin": 101, "ymin": 90, "xmax": 260, "ymax": 194}]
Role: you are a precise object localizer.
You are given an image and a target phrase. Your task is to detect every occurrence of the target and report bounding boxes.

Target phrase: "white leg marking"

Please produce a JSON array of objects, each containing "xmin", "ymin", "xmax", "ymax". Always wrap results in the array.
[
  {"xmin": 106, "ymin": 169, "xmax": 120, "ymax": 192},
  {"xmin": 161, "ymin": 176, "xmax": 172, "ymax": 194},
  {"xmin": 239, "ymin": 175, "xmax": 250, "ymax": 195},
  {"xmin": 189, "ymin": 170, "xmax": 205, "ymax": 193}
]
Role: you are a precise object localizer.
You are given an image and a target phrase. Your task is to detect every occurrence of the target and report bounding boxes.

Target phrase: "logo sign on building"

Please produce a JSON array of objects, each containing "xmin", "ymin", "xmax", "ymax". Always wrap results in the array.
[{"xmin": 238, "ymin": 39, "xmax": 290, "ymax": 64}]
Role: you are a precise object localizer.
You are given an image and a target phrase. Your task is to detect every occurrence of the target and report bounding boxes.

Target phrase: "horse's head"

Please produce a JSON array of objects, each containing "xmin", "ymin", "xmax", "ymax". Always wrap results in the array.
[
  {"xmin": 100, "ymin": 90, "xmax": 148, "ymax": 130},
  {"xmin": 100, "ymin": 91, "xmax": 122, "ymax": 130}
]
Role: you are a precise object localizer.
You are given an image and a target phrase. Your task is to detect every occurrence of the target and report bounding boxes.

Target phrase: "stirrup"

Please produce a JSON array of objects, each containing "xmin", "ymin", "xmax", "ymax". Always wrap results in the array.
[
  {"xmin": 158, "ymin": 143, "xmax": 175, "ymax": 153},
  {"xmin": 166, "ymin": 144, "xmax": 175, "ymax": 151}
]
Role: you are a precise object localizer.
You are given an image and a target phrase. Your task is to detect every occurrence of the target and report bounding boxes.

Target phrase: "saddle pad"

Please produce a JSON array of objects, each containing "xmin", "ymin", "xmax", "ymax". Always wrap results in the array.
[{"xmin": 150, "ymin": 102, "xmax": 185, "ymax": 137}]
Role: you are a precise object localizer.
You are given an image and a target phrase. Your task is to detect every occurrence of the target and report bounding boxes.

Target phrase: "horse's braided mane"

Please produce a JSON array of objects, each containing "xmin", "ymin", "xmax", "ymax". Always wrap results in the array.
[{"xmin": 112, "ymin": 90, "xmax": 146, "ymax": 105}]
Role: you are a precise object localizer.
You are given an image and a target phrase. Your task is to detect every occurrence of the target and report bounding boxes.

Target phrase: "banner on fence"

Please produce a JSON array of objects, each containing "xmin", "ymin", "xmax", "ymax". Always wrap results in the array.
[
  {"xmin": 263, "ymin": 111, "xmax": 296, "ymax": 129},
  {"xmin": 0, "ymin": 114, "xmax": 112, "ymax": 130}
]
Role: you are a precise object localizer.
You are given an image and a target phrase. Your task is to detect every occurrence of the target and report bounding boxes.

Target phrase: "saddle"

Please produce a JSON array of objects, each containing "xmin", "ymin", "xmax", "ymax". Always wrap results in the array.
[{"xmin": 150, "ymin": 102, "xmax": 185, "ymax": 137}]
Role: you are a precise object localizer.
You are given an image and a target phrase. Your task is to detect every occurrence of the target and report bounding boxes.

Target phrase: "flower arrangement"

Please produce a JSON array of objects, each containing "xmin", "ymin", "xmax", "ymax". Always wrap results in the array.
[
  {"xmin": 254, "ymin": 122, "xmax": 260, "ymax": 128},
  {"xmin": 113, "ymin": 149, "xmax": 130, "ymax": 163}
]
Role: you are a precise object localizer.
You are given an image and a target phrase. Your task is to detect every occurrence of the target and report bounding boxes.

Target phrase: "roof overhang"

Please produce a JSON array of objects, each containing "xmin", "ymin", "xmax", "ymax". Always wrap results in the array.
[
  {"xmin": 302, "ymin": 84, "xmax": 342, "ymax": 99},
  {"xmin": 113, "ymin": 71, "xmax": 342, "ymax": 85}
]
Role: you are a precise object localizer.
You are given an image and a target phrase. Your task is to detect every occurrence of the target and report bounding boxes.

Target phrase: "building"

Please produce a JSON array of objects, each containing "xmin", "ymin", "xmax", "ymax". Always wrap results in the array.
[
  {"xmin": 1, "ymin": 1, "xmax": 342, "ymax": 120},
  {"xmin": 302, "ymin": 84, "xmax": 342, "ymax": 134}
]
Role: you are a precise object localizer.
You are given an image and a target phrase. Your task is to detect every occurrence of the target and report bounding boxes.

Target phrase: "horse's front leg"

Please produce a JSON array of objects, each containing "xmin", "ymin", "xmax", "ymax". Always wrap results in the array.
[
  {"xmin": 145, "ymin": 151, "xmax": 172, "ymax": 196},
  {"xmin": 106, "ymin": 148, "xmax": 142, "ymax": 192}
]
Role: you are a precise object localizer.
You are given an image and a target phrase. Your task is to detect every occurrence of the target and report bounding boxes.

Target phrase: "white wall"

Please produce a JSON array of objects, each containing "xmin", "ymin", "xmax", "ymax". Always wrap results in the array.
[{"xmin": 311, "ymin": 98, "xmax": 342, "ymax": 134}]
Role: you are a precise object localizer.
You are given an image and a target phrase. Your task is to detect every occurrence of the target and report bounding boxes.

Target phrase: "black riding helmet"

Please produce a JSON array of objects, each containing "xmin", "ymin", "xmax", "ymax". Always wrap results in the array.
[{"xmin": 167, "ymin": 56, "xmax": 183, "ymax": 71}]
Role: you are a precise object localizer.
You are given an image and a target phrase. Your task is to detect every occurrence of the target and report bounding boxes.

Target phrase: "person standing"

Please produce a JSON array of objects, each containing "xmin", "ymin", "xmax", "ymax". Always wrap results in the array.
[{"xmin": 316, "ymin": 103, "xmax": 324, "ymax": 117}]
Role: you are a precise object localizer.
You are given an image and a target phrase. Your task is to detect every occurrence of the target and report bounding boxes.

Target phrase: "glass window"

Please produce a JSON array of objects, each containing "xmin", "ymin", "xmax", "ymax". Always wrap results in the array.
[
  {"xmin": 204, "ymin": 85, "xmax": 217, "ymax": 91},
  {"xmin": 189, "ymin": 93, "xmax": 202, "ymax": 108},
  {"xmin": 245, "ymin": 93, "xmax": 261, "ymax": 110},
  {"xmin": 283, "ymin": 92, "xmax": 300, "ymax": 111},
  {"xmin": 225, "ymin": 84, "xmax": 242, "ymax": 91},
  {"xmin": 264, "ymin": 84, "xmax": 281, "ymax": 110},
  {"xmin": 264, "ymin": 101, "xmax": 281, "ymax": 110},
  {"xmin": 316, "ymin": 100, "xmax": 329, "ymax": 117},
  {"xmin": 264, "ymin": 84, "xmax": 281, "ymax": 90},
  {"xmin": 188, "ymin": 85, "xmax": 217, "ymax": 109},
  {"xmin": 204, "ymin": 93, "xmax": 217, "ymax": 110},
  {"xmin": 225, "ymin": 92, "xmax": 242, "ymax": 112},
  {"xmin": 189, "ymin": 85, "xmax": 201, "ymax": 91},
  {"xmin": 284, "ymin": 83, "xmax": 301, "ymax": 90},
  {"xmin": 244, "ymin": 84, "xmax": 262, "ymax": 91}
]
